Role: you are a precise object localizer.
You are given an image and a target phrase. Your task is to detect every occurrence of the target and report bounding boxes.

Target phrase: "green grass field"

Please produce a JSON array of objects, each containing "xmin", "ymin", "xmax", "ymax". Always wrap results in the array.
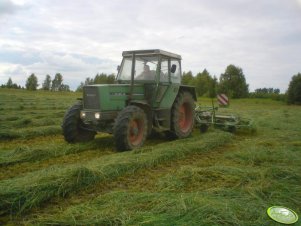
[{"xmin": 0, "ymin": 88, "xmax": 300, "ymax": 225}]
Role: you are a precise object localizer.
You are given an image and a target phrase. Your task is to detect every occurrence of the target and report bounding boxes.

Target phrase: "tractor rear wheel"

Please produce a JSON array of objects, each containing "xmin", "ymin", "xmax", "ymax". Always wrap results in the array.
[
  {"xmin": 170, "ymin": 91, "xmax": 195, "ymax": 138},
  {"xmin": 62, "ymin": 103, "xmax": 96, "ymax": 143},
  {"xmin": 114, "ymin": 105, "xmax": 148, "ymax": 151}
]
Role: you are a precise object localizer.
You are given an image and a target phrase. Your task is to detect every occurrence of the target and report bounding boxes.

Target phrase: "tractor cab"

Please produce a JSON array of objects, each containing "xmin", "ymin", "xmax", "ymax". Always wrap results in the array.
[
  {"xmin": 117, "ymin": 49, "xmax": 182, "ymax": 84},
  {"xmin": 116, "ymin": 50, "xmax": 183, "ymax": 109}
]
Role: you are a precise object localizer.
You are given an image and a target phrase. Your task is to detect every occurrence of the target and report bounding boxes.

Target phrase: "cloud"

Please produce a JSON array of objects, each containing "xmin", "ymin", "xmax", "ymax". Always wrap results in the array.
[
  {"xmin": 0, "ymin": 48, "xmax": 118, "ymax": 90},
  {"xmin": 0, "ymin": 63, "xmax": 28, "ymax": 86},
  {"xmin": 0, "ymin": 49, "xmax": 40, "ymax": 65},
  {"xmin": 0, "ymin": 0, "xmax": 24, "ymax": 16},
  {"xmin": 0, "ymin": 0, "xmax": 300, "ymax": 92}
]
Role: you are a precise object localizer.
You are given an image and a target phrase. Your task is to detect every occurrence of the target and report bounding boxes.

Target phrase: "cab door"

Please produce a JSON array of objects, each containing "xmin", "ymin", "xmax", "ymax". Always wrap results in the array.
[
  {"xmin": 153, "ymin": 57, "xmax": 169, "ymax": 106},
  {"xmin": 156, "ymin": 58, "xmax": 181, "ymax": 109}
]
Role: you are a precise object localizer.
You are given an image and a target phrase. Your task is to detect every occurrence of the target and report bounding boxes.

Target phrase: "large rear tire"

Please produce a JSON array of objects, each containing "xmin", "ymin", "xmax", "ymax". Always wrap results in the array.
[
  {"xmin": 170, "ymin": 91, "xmax": 195, "ymax": 138},
  {"xmin": 62, "ymin": 103, "xmax": 96, "ymax": 143},
  {"xmin": 114, "ymin": 105, "xmax": 148, "ymax": 151}
]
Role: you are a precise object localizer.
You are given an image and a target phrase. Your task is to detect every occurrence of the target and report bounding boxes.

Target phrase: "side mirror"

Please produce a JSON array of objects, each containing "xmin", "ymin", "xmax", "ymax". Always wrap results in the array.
[
  {"xmin": 117, "ymin": 65, "xmax": 120, "ymax": 72},
  {"xmin": 170, "ymin": 64, "xmax": 177, "ymax": 73}
]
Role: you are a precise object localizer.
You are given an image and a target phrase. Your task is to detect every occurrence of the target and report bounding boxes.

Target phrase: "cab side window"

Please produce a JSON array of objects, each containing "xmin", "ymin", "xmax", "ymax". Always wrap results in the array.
[
  {"xmin": 170, "ymin": 59, "xmax": 181, "ymax": 83},
  {"xmin": 160, "ymin": 58, "xmax": 169, "ymax": 82}
]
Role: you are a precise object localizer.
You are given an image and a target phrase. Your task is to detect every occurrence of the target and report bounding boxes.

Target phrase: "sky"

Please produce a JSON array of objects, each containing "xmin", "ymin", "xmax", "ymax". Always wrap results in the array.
[{"xmin": 0, "ymin": 0, "xmax": 300, "ymax": 92}]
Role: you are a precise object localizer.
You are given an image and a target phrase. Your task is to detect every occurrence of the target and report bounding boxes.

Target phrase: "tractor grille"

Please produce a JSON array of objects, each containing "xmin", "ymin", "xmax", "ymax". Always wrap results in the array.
[{"xmin": 83, "ymin": 86, "xmax": 100, "ymax": 109}]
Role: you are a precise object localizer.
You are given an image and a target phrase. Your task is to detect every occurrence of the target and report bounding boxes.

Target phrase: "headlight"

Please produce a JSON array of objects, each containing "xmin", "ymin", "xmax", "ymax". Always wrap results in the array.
[
  {"xmin": 80, "ymin": 111, "xmax": 86, "ymax": 119},
  {"xmin": 95, "ymin": 112, "xmax": 100, "ymax": 119}
]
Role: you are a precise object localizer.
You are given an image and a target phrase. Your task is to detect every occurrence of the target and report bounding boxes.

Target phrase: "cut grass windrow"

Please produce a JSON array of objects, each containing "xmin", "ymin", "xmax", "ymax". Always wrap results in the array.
[
  {"xmin": 31, "ymin": 144, "xmax": 301, "ymax": 226},
  {"xmin": 0, "ymin": 117, "xmax": 62, "ymax": 129},
  {"xmin": 0, "ymin": 136, "xmax": 114, "ymax": 166},
  {"xmin": 0, "ymin": 131, "xmax": 232, "ymax": 215},
  {"xmin": 29, "ymin": 191, "xmax": 271, "ymax": 226},
  {"xmin": 0, "ymin": 125, "xmax": 61, "ymax": 141}
]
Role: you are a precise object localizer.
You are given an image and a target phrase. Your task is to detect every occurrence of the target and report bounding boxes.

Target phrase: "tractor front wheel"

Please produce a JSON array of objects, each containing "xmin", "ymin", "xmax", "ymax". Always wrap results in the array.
[
  {"xmin": 62, "ymin": 103, "xmax": 96, "ymax": 143},
  {"xmin": 114, "ymin": 105, "xmax": 148, "ymax": 151},
  {"xmin": 170, "ymin": 91, "xmax": 195, "ymax": 138}
]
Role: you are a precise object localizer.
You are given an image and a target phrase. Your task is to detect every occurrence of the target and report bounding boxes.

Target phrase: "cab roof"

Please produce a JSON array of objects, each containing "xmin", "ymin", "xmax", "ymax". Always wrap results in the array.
[{"xmin": 122, "ymin": 49, "xmax": 182, "ymax": 60}]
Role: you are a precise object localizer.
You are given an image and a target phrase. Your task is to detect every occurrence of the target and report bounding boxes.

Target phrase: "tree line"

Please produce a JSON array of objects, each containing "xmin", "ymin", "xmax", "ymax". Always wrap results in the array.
[
  {"xmin": 1, "ymin": 68, "xmax": 300, "ymax": 105},
  {"xmin": 1, "ymin": 73, "xmax": 70, "ymax": 91},
  {"xmin": 76, "ymin": 73, "xmax": 115, "ymax": 92},
  {"xmin": 182, "ymin": 64, "xmax": 249, "ymax": 98},
  {"xmin": 180, "ymin": 64, "xmax": 300, "ymax": 104}
]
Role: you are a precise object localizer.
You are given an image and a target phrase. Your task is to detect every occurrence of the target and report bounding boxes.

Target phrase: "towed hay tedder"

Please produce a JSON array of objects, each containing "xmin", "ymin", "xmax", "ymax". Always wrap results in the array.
[{"xmin": 195, "ymin": 102, "xmax": 254, "ymax": 134}]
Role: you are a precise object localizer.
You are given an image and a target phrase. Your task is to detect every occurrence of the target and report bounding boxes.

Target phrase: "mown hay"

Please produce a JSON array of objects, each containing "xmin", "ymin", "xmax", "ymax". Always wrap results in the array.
[
  {"xmin": 0, "ymin": 125, "xmax": 61, "ymax": 141},
  {"xmin": 33, "ymin": 191, "xmax": 267, "ymax": 226},
  {"xmin": 0, "ymin": 131, "xmax": 232, "ymax": 214},
  {"xmin": 0, "ymin": 136, "xmax": 113, "ymax": 166}
]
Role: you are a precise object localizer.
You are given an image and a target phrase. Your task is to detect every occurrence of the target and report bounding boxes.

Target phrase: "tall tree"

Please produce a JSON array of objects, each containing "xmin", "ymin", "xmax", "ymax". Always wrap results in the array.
[
  {"xmin": 76, "ymin": 82, "xmax": 85, "ymax": 92},
  {"xmin": 274, "ymin": 88, "xmax": 280, "ymax": 94},
  {"xmin": 6, "ymin": 78, "xmax": 13, "ymax": 88},
  {"xmin": 218, "ymin": 64, "xmax": 249, "ymax": 98},
  {"xmin": 85, "ymin": 77, "xmax": 94, "ymax": 85},
  {"xmin": 94, "ymin": 73, "xmax": 108, "ymax": 84},
  {"xmin": 26, "ymin": 73, "xmax": 38, "ymax": 91},
  {"xmin": 107, "ymin": 74, "xmax": 115, "ymax": 84},
  {"xmin": 42, "ymin": 74, "xmax": 51, "ymax": 91},
  {"xmin": 51, "ymin": 73, "xmax": 63, "ymax": 91},
  {"xmin": 76, "ymin": 73, "xmax": 116, "ymax": 92},
  {"xmin": 195, "ymin": 69, "xmax": 212, "ymax": 97},
  {"xmin": 182, "ymin": 71, "xmax": 194, "ymax": 86},
  {"xmin": 2, "ymin": 78, "xmax": 20, "ymax": 89},
  {"xmin": 287, "ymin": 73, "xmax": 301, "ymax": 105},
  {"xmin": 60, "ymin": 84, "xmax": 70, "ymax": 92},
  {"xmin": 76, "ymin": 77, "xmax": 94, "ymax": 92},
  {"xmin": 208, "ymin": 76, "xmax": 218, "ymax": 98}
]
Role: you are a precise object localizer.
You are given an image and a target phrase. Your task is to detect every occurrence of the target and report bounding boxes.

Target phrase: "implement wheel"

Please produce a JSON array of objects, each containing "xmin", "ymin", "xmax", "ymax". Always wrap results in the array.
[
  {"xmin": 114, "ymin": 105, "xmax": 148, "ymax": 151},
  {"xmin": 199, "ymin": 124, "xmax": 209, "ymax": 133},
  {"xmin": 62, "ymin": 103, "xmax": 96, "ymax": 142},
  {"xmin": 170, "ymin": 92, "xmax": 195, "ymax": 138}
]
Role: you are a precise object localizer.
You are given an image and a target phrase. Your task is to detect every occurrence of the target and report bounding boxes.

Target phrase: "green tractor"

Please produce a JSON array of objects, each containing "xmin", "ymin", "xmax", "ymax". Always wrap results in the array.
[{"xmin": 62, "ymin": 49, "xmax": 196, "ymax": 151}]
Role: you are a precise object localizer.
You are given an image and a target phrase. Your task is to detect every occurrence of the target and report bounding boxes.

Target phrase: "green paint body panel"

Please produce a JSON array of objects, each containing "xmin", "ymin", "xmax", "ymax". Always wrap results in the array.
[
  {"xmin": 95, "ymin": 84, "xmax": 144, "ymax": 111},
  {"xmin": 157, "ymin": 84, "xmax": 179, "ymax": 108},
  {"xmin": 85, "ymin": 83, "xmax": 179, "ymax": 111}
]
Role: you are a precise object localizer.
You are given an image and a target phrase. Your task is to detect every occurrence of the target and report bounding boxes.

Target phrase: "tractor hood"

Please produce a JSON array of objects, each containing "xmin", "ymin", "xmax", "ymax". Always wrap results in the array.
[{"xmin": 83, "ymin": 84, "xmax": 145, "ymax": 111}]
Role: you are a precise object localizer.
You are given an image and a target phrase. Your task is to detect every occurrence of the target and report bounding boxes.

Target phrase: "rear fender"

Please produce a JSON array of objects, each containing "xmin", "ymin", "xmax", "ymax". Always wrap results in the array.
[{"xmin": 179, "ymin": 85, "xmax": 197, "ymax": 101}]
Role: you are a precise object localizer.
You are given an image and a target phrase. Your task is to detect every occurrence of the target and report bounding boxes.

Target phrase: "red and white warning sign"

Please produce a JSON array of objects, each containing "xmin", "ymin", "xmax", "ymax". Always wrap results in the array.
[{"xmin": 217, "ymin": 94, "xmax": 229, "ymax": 106}]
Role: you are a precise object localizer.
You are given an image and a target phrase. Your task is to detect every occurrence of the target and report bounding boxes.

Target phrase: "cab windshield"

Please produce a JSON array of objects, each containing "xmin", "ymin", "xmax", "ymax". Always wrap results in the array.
[{"xmin": 118, "ymin": 56, "xmax": 159, "ymax": 81}]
